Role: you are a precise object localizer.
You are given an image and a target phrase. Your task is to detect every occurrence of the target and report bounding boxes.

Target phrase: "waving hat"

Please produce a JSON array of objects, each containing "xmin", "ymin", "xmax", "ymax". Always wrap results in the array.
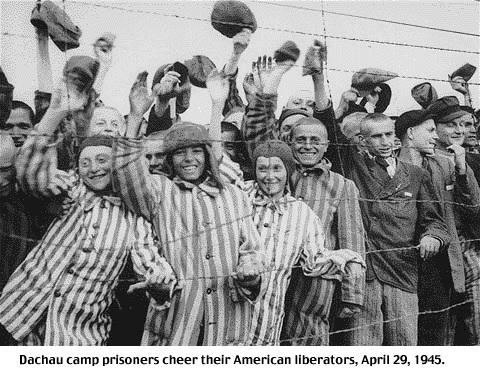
[
  {"xmin": 351, "ymin": 67, "xmax": 397, "ymax": 96},
  {"xmin": 183, "ymin": 55, "xmax": 217, "ymax": 88},
  {"xmin": 211, "ymin": 0, "xmax": 257, "ymax": 38}
]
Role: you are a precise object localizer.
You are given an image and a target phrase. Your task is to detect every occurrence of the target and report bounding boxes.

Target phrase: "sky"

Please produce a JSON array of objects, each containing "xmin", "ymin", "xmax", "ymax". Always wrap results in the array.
[{"xmin": 1, "ymin": 0, "xmax": 479, "ymax": 124}]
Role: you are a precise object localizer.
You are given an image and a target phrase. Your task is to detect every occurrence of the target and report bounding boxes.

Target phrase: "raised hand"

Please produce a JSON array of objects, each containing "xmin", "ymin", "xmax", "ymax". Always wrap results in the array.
[
  {"xmin": 303, "ymin": 39, "xmax": 327, "ymax": 76},
  {"xmin": 233, "ymin": 28, "xmax": 252, "ymax": 56},
  {"xmin": 206, "ymin": 68, "xmax": 229, "ymax": 105},
  {"xmin": 129, "ymin": 71, "xmax": 159, "ymax": 117}
]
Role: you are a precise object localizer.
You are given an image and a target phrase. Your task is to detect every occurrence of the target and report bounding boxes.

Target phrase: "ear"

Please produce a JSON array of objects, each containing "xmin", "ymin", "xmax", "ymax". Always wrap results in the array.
[
  {"xmin": 358, "ymin": 134, "xmax": 366, "ymax": 146},
  {"xmin": 406, "ymin": 127, "xmax": 414, "ymax": 140}
]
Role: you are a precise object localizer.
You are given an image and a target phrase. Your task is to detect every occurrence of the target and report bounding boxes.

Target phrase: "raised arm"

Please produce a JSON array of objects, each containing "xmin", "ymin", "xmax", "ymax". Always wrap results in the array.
[
  {"xmin": 16, "ymin": 80, "xmax": 85, "ymax": 198},
  {"xmin": 206, "ymin": 69, "xmax": 230, "ymax": 161},
  {"xmin": 113, "ymin": 72, "xmax": 164, "ymax": 221}
]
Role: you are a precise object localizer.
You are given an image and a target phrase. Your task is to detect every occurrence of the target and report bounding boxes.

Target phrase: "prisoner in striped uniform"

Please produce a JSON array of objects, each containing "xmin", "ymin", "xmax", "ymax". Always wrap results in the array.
[
  {"xmin": 243, "ymin": 87, "xmax": 365, "ymax": 345},
  {"xmin": 0, "ymin": 131, "xmax": 174, "ymax": 345},
  {"xmin": 112, "ymin": 122, "xmax": 265, "ymax": 346},
  {"xmin": 245, "ymin": 141, "xmax": 365, "ymax": 345}
]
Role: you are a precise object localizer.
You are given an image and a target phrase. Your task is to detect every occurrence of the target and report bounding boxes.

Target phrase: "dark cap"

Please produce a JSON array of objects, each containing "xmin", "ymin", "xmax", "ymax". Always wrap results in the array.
[
  {"xmin": 427, "ymin": 96, "xmax": 470, "ymax": 123},
  {"xmin": 163, "ymin": 121, "xmax": 212, "ymax": 155},
  {"xmin": 211, "ymin": 0, "xmax": 257, "ymax": 38},
  {"xmin": 395, "ymin": 109, "xmax": 434, "ymax": 139},
  {"xmin": 278, "ymin": 108, "xmax": 310, "ymax": 126},
  {"xmin": 253, "ymin": 140, "xmax": 296, "ymax": 179}
]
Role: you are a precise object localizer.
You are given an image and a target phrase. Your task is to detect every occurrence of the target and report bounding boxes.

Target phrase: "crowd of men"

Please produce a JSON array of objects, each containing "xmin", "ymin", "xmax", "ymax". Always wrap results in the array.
[{"xmin": 0, "ymin": 0, "xmax": 479, "ymax": 346}]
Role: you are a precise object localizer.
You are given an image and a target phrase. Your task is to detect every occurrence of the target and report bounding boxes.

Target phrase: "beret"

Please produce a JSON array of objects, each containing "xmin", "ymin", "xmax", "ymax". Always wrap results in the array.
[
  {"xmin": 63, "ymin": 56, "xmax": 99, "ymax": 93},
  {"xmin": 427, "ymin": 96, "xmax": 470, "ymax": 123},
  {"xmin": 450, "ymin": 63, "xmax": 476, "ymax": 82},
  {"xmin": 359, "ymin": 83, "xmax": 392, "ymax": 113},
  {"xmin": 211, "ymin": 0, "xmax": 257, "ymax": 38},
  {"xmin": 278, "ymin": 108, "xmax": 310, "ymax": 126},
  {"xmin": 395, "ymin": 109, "xmax": 434, "ymax": 139},
  {"xmin": 30, "ymin": 0, "xmax": 82, "ymax": 51},
  {"xmin": 183, "ymin": 55, "xmax": 217, "ymax": 88},
  {"xmin": 274, "ymin": 40, "xmax": 300, "ymax": 63},
  {"xmin": 411, "ymin": 82, "xmax": 438, "ymax": 109},
  {"xmin": 351, "ymin": 67, "xmax": 397, "ymax": 94}
]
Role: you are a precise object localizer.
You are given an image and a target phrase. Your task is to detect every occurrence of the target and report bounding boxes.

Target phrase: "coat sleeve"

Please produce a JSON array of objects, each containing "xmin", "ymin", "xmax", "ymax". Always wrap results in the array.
[
  {"xmin": 242, "ymin": 92, "xmax": 279, "ymax": 161},
  {"xmin": 231, "ymin": 189, "xmax": 266, "ymax": 304},
  {"xmin": 336, "ymin": 179, "xmax": 366, "ymax": 306},
  {"xmin": 112, "ymin": 137, "xmax": 164, "ymax": 222},
  {"xmin": 417, "ymin": 168, "xmax": 451, "ymax": 248}
]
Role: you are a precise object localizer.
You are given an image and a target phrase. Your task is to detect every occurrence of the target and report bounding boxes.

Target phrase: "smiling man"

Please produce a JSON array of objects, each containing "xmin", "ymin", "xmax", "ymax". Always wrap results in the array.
[
  {"xmin": 243, "ymin": 40, "xmax": 365, "ymax": 346},
  {"xmin": 0, "ymin": 84, "xmax": 175, "ymax": 346},
  {"xmin": 323, "ymin": 110, "xmax": 450, "ymax": 345},
  {"xmin": 396, "ymin": 108, "xmax": 480, "ymax": 345},
  {"xmin": 428, "ymin": 96, "xmax": 480, "ymax": 346}
]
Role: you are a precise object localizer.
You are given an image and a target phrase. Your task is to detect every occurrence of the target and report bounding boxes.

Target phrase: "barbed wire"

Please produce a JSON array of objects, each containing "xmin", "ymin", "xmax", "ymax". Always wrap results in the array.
[
  {"xmin": 68, "ymin": 1, "xmax": 480, "ymax": 55},
  {"xmin": 3, "ymin": 30, "xmax": 479, "ymax": 85},
  {"xmin": 253, "ymin": 0, "xmax": 480, "ymax": 37}
]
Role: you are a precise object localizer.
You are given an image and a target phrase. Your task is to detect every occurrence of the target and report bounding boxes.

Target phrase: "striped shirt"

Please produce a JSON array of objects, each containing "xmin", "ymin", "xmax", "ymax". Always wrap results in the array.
[
  {"xmin": 0, "ymin": 134, "xmax": 170, "ymax": 345},
  {"xmin": 245, "ymin": 182, "xmax": 364, "ymax": 345},
  {"xmin": 243, "ymin": 93, "xmax": 365, "ymax": 303},
  {"xmin": 112, "ymin": 138, "xmax": 264, "ymax": 346},
  {"xmin": 243, "ymin": 93, "xmax": 366, "ymax": 345}
]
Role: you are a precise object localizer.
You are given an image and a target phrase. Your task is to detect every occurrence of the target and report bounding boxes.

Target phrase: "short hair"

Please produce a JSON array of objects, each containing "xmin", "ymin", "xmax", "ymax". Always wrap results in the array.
[
  {"xmin": 221, "ymin": 121, "xmax": 241, "ymax": 139},
  {"xmin": 359, "ymin": 113, "xmax": 393, "ymax": 136},
  {"xmin": 10, "ymin": 100, "xmax": 34, "ymax": 125}
]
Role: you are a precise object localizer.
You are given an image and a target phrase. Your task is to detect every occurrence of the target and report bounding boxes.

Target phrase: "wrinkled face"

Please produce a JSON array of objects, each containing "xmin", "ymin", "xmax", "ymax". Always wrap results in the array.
[
  {"xmin": 285, "ymin": 91, "xmax": 314, "ymax": 114},
  {"xmin": 89, "ymin": 107, "xmax": 125, "ymax": 136},
  {"xmin": 2, "ymin": 108, "xmax": 33, "ymax": 147},
  {"xmin": 462, "ymin": 114, "xmax": 477, "ymax": 148},
  {"xmin": 172, "ymin": 146, "xmax": 206, "ymax": 184},
  {"xmin": 221, "ymin": 131, "xmax": 240, "ymax": 162},
  {"xmin": 279, "ymin": 114, "xmax": 307, "ymax": 140},
  {"xmin": 410, "ymin": 119, "xmax": 438, "ymax": 156},
  {"xmin": 436, "ymin": 114, "xmax": 468, "ymax": 147},
  {"xmin": 291, "ymin": 124, "xmax": 328, "ymax": 167},
  {"xmin": 78, "ymin": 146, "xmax": 112, "ymax": 192},
  {"xmin": 256, "ymin": 156, "xmax": 287, "ymax": 200},
  {"xmin": 361, "ymin": 120, "xmax": 395, "ymax": 157}
]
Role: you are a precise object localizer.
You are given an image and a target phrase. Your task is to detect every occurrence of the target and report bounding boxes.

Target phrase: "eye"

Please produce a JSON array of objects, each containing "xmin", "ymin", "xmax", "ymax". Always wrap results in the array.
[{"xmin": 146, "ymin": 154, "xmax": 152, "ymax": 160}]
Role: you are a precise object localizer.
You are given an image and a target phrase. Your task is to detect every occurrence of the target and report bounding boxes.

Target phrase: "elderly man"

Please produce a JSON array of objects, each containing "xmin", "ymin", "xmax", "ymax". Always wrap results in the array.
[
  {"xmin": 242, "ymin": 41, "xmax": 365, "ymax": 346},
  {"xmin": 428, "ymin": 96, "xmax": 480, "ymax": 346},
  {"xmin": 0, "ymin": 82, "xmax": 174, "ymax": 346},
  {"xmin": 112, "ymin": 73, "xmax": 265, "ymax": 346},
  {"xmin": 396, "ymin": 108, "xmax": 480, "ymax": 345}
]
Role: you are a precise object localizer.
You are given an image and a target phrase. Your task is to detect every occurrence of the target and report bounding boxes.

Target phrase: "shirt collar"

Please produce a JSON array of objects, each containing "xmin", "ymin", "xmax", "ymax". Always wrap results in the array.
[
  {"xmin": 82, "ymin": 187, "xmax": 122, "ymax": 212},
  {"xmin": 251, "ymin": 183, "xmax": 294, "ymax": 215},
  {"xmin": 172, "ymin": 173, "xmax": 221, "ymax": 197},
  {"xmin": 295, "ymin": 157, "xmax": 332, "ymax": 174}
]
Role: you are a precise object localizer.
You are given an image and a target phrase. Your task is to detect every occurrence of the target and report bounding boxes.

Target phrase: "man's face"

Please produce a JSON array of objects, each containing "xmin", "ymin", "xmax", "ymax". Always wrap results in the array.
[
  {"xmin": 291, "ymin": 124, "xmax": 328, "ymax": 167},
  {"xmin": 78, "ymin": 146, "xmax": 113, "ymax": 192},
  {"xmin": 361, "ymin": 119, "xmax": 395, "ymax": 157},
  {"xmin": 89, "ymin": 107, "xmax": 125, "ymax": 136},
  {"xmin": 410, "ymin": 119, "xmax": 438, "ymax": 156},
  {"xmin": 221, "ymin": 131, "xmax": 240, "ymax": 162},
  {"xmin": 256, "ymin": 156, "xmax": 287, "ymax": 200},
  {"xmin": 280, "ymin": 114, "xmax": 307, "ymax": 141},
  {"xmin": 145, "ymin": 139, "xmax": 165, "ymax": 174},
  {"xmin": 2, "ymin": 108, "xmax": 33, "ymax": 147},
  {"xmin": 285, "ymin": 91, "xmax": 315, "ymax": 114},
  {"xmin": 436, "ymin": 114, "xmax": 468, "ymax": 147},
  {"xmin": 172, "ymin": 146, "xmax": 206, "ymax": 183},
  {"xmin": 462, "ymin": 114, "xmax": 477, "ymax": 148}
]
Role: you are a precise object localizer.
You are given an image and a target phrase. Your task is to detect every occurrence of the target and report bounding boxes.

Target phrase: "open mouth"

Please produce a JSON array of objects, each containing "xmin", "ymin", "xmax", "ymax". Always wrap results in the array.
[
  {"xmin": 182, "ymin": 165, "xmax": 198, "ymax": 172},
  {"xmin": 89, "ymin": 173, "xmax": 107, "ymax": 181}
]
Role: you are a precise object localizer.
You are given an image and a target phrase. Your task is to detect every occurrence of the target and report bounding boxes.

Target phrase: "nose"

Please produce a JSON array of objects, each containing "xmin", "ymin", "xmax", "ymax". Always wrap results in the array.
[
  {"xmin": 184, "ymin": 148, "xmax": 194, "ymax": 162},
  {"xmin": 89, "ymin": 161, "xmax": 100, "ymax": 173}
]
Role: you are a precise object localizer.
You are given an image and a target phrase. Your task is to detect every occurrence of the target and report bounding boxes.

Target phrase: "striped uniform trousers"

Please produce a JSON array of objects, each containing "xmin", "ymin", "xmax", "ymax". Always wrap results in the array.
[{"xmin": 113, "ymin": 138, "xmax": 264, "ymax": 346}]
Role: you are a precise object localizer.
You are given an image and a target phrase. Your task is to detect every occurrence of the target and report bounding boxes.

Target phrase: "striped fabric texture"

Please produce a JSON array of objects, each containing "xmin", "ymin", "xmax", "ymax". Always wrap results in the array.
[
  {"xmin": 0, "ymin": 135, "xmax": 169, "ymax": 345},
  {"xmin": 112, "ymin": 138, "xmax": 264, "ymax": 346},
  {"xmin": 244, "ymin": 183, "xmax": 365, "ymax": 345}
]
